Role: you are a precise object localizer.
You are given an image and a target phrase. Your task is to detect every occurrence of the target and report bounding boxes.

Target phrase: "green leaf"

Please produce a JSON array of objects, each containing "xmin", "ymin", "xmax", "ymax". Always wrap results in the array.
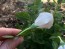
[
  {"xmin": 31, "ymin": 29, "xmax": 52, "ymax": 44},
  {"xmin": 54, "ymin": 12, "xmax": 62, "ymax": 22},
  {"xmin": 52, "ymin": 41, "xmax": 58, "ymax": 49},
  {"xmin": 58, "ymin": 0, "xmax": 62, "ymax": 4},
  {"xmin": 62, "ymin": 0, "xmax": 65, "ymax": 3},
  {"xmin": 34, "ymin": 0, "xmax": 41, "ymax": 5},
  {"xmin": 16, "ymin": 12, "xmax": 31, "ymax": 20},
  {"xmin": 31, "ymin": 29, "xmax": 45, "ymax": 44}
]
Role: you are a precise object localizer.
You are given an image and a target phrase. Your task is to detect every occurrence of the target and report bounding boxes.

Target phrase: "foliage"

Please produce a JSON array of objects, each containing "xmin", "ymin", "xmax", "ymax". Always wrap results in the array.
[{"xmin": 15, "ymin": 0, "xmax": 65, "ymax": 49}]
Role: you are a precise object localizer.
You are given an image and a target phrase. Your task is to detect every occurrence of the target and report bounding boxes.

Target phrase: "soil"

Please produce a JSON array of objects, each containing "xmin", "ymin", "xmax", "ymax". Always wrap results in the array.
[{"xmin": 0, "ymin": 0, "xmax": 25, "ymax": 28}]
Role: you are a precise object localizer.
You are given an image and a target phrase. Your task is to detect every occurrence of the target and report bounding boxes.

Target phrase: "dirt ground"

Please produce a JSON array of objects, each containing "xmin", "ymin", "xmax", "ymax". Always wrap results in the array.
[{"xmin": 0, "ymin": 0, "xmax": 25, "ymax": 28}]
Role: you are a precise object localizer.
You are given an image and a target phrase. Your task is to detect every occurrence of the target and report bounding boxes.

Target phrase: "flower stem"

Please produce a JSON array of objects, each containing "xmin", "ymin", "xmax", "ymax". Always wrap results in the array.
[
  {"xmin": 17, "ymin": 24, "xmax": 37, "ymax": 36},
  {"xmin": 17, "ymin": 26, "xmax": 32, "ymax": 36},
  {"xmin": 58, "ymin": 36, "xmax": 64, "ymax": 44}
]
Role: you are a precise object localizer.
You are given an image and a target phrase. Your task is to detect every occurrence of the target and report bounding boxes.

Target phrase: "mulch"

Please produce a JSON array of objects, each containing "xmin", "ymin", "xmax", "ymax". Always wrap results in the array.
[{"xmin": 0, "ymin": 0, "xmax": 25, "ymax": 28}]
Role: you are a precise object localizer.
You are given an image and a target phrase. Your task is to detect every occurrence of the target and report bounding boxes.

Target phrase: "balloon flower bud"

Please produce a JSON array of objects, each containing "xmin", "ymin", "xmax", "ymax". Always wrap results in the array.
[
  {"xmin": 58, "ymin": 36, "xmax": 65, "ymax": 49},
  {"xmin": 58, "ymin": 45, "xmax": 65, "ymax": 49},
  {"xmin": 17, "ymin": 12, "xmax": 54, "ymax": 36},
  {"xmin": 34, "ymin": 12, "xmax": 54, "ymax": 29}
]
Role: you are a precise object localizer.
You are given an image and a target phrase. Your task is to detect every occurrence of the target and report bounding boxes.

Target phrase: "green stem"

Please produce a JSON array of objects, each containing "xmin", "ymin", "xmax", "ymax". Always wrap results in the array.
[
  {"xmin": 17, "ymin": 24, "xmax": 37, "ymax": 36},
  {"xmin": 58, "ymin": 36, "xmax": 64, "ymax": 44},
  {"xmin": 17, "ymin": 26, "xmax": 32, "ymax": 36}
]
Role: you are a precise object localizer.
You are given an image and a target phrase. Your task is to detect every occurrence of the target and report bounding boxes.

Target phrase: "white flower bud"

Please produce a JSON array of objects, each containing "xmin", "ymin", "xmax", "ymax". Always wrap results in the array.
[
  {"xmin": 58, "ymin": 36, "xmax": 65, "ymax": 49},
  {"xmin": 34, "ymin": 12, "xmax": 54, "ymax": 29},
  {"xmin": 58, "ymin": 45, "xmax": 65, "ymax": 49}
]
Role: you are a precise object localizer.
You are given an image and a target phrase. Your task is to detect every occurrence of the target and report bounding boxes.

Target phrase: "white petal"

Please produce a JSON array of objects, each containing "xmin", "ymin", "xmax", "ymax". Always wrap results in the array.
[
  {"xmin": 34, "ymin": 12, "xmax": 54, "ymax": 29},
  {"xmin": 58, "ymin": 46, "xmax": 63, "ymax": 49},
  {"xmin": 58, "ymin": 45, "xmax": 65, "ymax": 49}
]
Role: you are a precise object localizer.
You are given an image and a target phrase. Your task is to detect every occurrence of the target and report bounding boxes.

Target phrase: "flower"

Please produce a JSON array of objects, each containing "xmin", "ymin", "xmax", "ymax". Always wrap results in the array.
[
  {"xmin": 34, "ymin": 12, "xmax": 54, "ymax": 29},
  {"xmin": 17, "ymin": 12, "xmax": 54, "ymax": 36},
  {"xmin": 58, "ymin": 36, "xmax": 65, "ymax": 49},
  {"xmin": 58, "ymin": 45, "xmax": 65, "ymax": 49}
]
